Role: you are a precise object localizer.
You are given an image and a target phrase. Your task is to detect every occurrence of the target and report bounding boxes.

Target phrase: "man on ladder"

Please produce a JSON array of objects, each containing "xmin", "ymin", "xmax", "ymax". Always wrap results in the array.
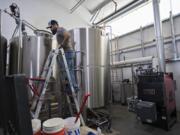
[
  {"xmin": 47, "ymin": 20, "xmax": 78, "ymax": 92},
  {"xmin": 46, "ymin": 20, "xmax": 79, "ymax": 117}
]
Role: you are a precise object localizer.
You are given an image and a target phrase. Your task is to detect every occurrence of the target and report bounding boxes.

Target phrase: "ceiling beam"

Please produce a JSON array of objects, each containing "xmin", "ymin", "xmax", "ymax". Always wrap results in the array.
[
  {"xmin": 90, "ymin": 0, "xmax": 112, "ymax": 14},
  {"xmin": 94, "ymin": 0, "xmax": 149, "ymax": 25},
  {"xmin": 70, "ymin": 0, "xmax": 86, "ymax": 13}
]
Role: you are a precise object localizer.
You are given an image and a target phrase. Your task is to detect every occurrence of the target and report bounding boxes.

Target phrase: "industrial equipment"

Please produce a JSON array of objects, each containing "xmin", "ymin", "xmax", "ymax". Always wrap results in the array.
[
  {"xmin": 111, "ymin": 56, "xmax": 154, "ymax": 104},
  {"xmin": 0, "ymin": 36, "xmax": 7, "ymax": 76},
  {"xmin": 0, "ymin": 35, "xmax": 7, "ymax": 132},
  {"xmin": 70, "ymin": 28, "xmax": 112, "ymax": 132},
  {"xmin": 8, "ymin": 31, "xmax": 54, "ymax": 117},
  {"xmin": 86, "ymin": 108, "xmax": 112, "ymax": 133},
  {"xmin": 8, "ymin": 30, "xmax": 52, "ymax": 76},
  {"xmin": 135, "ymin": 68, "xmax": 177, "ymax": 130},
  {"xmin": 131, "ymin": 1, "xmax": 178, "ymax": 130},
  {"xmin": 70, "ymin": 28, "xmax": 110, "ymax": 108},
  {"xmin": 136, "ymin": 101, "xmax": 157, "ymax": 123},
  {"xmin": 8, "ymin": 3, "xmax": 26, "ymax": 33},
  {"xmin": 4, "ymin": 3, "xmax": 39, "ymax": 37},
  {"xmin": 127, "ymin": 96, "xmax": 138, "ymax": 112},
  {"xmin": 120, "ymin": 79, "xmax": 133, "ymax": 105}
]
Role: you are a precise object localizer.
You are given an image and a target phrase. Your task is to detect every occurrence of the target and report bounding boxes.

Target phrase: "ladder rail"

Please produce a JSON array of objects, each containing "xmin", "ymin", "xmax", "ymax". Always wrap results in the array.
[{"xmin": 59, "ymin": 48, "xmax": 85, "ymax": 126}]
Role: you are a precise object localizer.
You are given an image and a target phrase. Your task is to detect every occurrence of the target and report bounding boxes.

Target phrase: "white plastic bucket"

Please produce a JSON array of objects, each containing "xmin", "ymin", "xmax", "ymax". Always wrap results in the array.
[
  {"xmin": 64, "ymin": 117, "xmax": 80, "ymax": 135},
  {"xmin": 32, "ymin": 119, "xmax": 41, "ymax": 135},
  {"xmin": 43, "ymin": 118, "xmax": 65, "ymax": 135}
]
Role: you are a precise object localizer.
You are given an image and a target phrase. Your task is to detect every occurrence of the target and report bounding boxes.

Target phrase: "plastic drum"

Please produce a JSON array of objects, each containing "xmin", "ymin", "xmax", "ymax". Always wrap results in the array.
[
  {"xmin": 64, "ymin": 117, "xmax": 80, "ymax": 135},
  {"xmin": 43, "ymin": 118, "xmax": 65, "ymax": 135}
]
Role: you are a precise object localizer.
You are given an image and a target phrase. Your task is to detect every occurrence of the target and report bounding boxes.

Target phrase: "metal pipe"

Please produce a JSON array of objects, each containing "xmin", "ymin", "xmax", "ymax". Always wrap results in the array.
[
  {"xmin": 90, "ymin": 9, "xmax": 101, "ymax": 24},
  {"xmin": 3, "ymin": 6, "xmax": 23, "ymax": 74},
  {"xmin": 170, "ymin": 11, "xmax": 179, "ymax": 59},
  {"xmin": 90, "ymin": 10, "xmax": 98, "ymax": 22},
  {"xmin": 111, "ymin": 56, "xmax": 153, "ymax": 66},
  {"xmin": 131, "ymin": 65, "xmax": 135, "ymax": 99},
  {"xmin": 152, "ymin": 0, "xmax": 166, "ymax": 72},
  {"xmin": 22, "ymin": 20, "xmax": 38, "ymax": 31},
  {"xmin": 95, "ymin": 0, "xmax": 149, "ymax": 25},
  {"xmin": 0, "ymin": 9, "xmax": 2, "ymax": 76},
  {"xmin": 111, "ymin": 61, "xmax": 152, "ymax": 68},
  {"xmin": 103, "ymin": 26, "xmax": 114, "ymax": 65},
  {"xmin": 111, "ymin": 0, "xmax": 118, "ymax": 12},
  {"xmin": 18, "ymin": 9, "xmax": 23, "ymax": 73},
  {"xmin": 105, "ymin": 26, "xmax": 113, "ymax": 105},
  {"xmin": 11, "ymin": 25, "xmax": 19, "ymax": 38},
  {"xmin": 166, "ymin": 57, "xmax": 180, "ymax": 62},
  {"xmin": 0, "ymin": 9, "xmax": 1, "ymax": 38},
  {"xmin": 4, "ymin": 9, "xmax": 38, "ymax": 31},
  {"xmin": 70, "ymin": 0, "xmax": 86, "ymax": 13},
  {"xmin": 140, "ymin": 26, "xmax": 145, "ymax": 57},
  {"xmin": 90, "ymin": 0, "xmax": 111, "ymax": 14},
  {"xmin": 111, "ymin": 34, "xmax": 180, "ymax": 55}
]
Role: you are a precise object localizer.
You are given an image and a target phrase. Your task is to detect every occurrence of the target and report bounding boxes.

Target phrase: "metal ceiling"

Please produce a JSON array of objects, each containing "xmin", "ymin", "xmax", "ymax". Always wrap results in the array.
[
  {"xmin": 82, "ymin": 0, "xmax": 135, "ymax": 13},
  {"xmin": 61, "ymin": 0, "xmax": 135, "ymax": 14},
  {"xmin": 94, "ymin": 0, "xmax": 149, "ymax": 25},
  {"xmin": 53, "ymin": 0, "xmax": 150, "ymax": 24},
  {"xmin": 83, "ymin": 0, "xmax": 112, "ymax": 14},
  {"xmin": 71, "ymin": 0, "xmax": 147, "ymax": 24}
]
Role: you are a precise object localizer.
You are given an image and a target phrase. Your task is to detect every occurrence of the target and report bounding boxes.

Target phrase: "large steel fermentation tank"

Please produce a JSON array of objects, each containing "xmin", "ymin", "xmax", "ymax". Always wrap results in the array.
[
  {"xmin": 70, "ymin": 28, "xmax": 110, "ymax": 108},
  {"xmin": 8, "ymin": 30, "xmax": 52, "ymax": 77},
  {"xmin": 0, "ymin": 35, "xmax": 7, "ymax": 129},
  {"xmin": 0, "ymin": 36, "xmax": 7, "ymax": 76}
]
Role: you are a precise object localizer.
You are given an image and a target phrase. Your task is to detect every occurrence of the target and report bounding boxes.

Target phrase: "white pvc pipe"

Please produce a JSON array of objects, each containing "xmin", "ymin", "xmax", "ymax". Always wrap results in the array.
[{"xmin": 111, "ymin": 56, "xmax": 154, "ymax": 66}]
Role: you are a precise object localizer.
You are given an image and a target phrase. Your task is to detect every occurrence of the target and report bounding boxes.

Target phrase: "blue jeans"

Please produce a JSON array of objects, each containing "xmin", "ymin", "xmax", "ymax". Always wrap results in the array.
[{"xmin": 58, "ymin": 50, "xmax": 78, "ymax": 92}]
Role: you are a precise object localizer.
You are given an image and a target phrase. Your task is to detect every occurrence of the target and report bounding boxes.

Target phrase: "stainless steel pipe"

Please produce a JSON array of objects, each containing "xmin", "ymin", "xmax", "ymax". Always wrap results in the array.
[{"xmin": 152, "ymin": 0, "xmax": 166, "ymax": 72}]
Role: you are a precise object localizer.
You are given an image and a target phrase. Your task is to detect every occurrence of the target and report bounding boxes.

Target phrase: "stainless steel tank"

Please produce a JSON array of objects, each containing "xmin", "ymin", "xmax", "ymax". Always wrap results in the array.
[
  {"xmin": 0, "ymin": 36, "xmax": 7, "ymax": 76},
  {"xmin": 9, "ymin": 30, "xmax": 52, "ymax": 77},
  {"xmin": 70, "ymin": 28, "xmax": 110, "ymax": 108}
]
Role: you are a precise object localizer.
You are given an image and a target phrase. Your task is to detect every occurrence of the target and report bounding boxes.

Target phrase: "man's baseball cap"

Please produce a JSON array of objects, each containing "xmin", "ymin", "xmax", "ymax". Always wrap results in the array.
[
  {"xmin": 10, "ymin": 3, "xmax": 18, "ymax": 9},
  {"xmin": 46, "ymin": 20, "xmax": 58, "ymax": 29}
]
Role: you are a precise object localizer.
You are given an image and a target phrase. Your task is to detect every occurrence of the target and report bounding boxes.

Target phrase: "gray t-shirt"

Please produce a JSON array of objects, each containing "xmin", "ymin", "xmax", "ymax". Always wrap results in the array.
[{"xmin": 56, "ymin": 27, "xmax": 73, "ymax": 51}]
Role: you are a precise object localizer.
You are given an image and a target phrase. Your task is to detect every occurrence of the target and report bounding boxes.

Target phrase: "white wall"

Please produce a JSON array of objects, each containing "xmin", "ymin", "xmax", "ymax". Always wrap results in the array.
[
  {"xmin": 0, "ymin": 0, "xmax": 90, "ymax": 41},
  {"xmin": 111, "ymin": 14, "xmax": 180, "ymax": 111}
]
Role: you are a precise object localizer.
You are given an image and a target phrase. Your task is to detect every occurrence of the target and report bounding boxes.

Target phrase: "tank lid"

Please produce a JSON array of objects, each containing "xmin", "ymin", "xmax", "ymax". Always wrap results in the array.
[
  {"xmin": 34, "ymin": 30, "xmax": 52, "ymax": 37},
  {"xmin": 43, "ymin": 118, "xmax": 64, "ymax": 134}
]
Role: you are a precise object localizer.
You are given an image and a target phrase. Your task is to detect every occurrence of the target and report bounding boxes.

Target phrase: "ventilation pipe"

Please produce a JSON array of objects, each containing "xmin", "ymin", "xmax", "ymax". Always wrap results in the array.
[
  {"xmin": 169, "ymin": 0, "xmax": 179, "ymax": 59},
  {"xmin": 152, "ymin": 0, "xmax": 166, "ymax": 72},
  {"xmin": 111, "ymin": 56, "xmax": 154, "ymax": 67}
]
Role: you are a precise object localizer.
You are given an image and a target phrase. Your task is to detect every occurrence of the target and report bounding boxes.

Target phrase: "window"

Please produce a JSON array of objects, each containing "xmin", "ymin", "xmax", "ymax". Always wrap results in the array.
[{"xmin": 108, "ymin": 0, "xmax": 180, "ymax": 37}]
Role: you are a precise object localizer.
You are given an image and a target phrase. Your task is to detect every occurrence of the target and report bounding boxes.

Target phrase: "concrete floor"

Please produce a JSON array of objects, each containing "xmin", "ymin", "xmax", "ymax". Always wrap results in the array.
[
  {"xmin": 1, "ymin": 104, "xmax": 180, "ymax": 135},
  {"xmin": 110, "ymin": 104, "xmax": 180, "ymax": 135}
]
